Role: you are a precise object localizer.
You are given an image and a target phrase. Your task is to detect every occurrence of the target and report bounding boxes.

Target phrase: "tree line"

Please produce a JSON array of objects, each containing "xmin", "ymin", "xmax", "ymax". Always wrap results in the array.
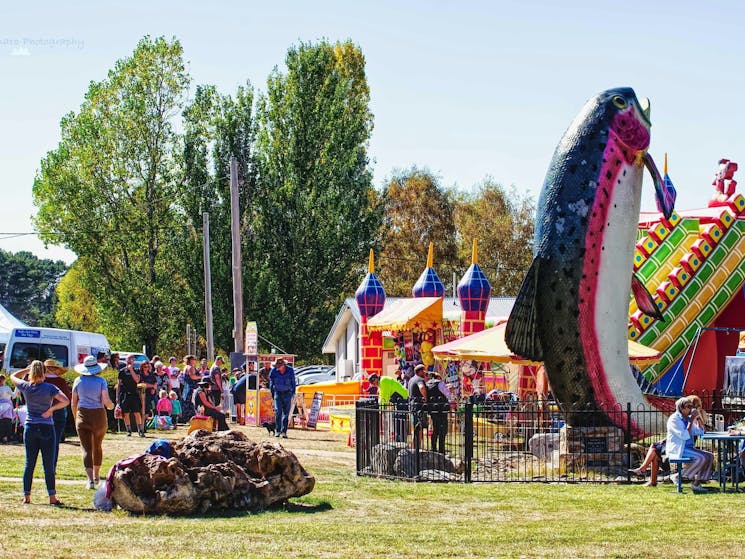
[{"xmin": 26, "ymin": 36, "xmax": 534, "ymax": 359}]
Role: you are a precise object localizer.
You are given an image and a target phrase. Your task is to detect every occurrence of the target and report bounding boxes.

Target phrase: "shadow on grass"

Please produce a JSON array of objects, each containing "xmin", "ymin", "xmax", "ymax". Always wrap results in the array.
[
  {"xmin": 279, "ymin": 500, "xmax": 333, "ymax": 514},
  {"xmin": 127, "ymin": 499, "xmax": 335, "ymax": 519}
]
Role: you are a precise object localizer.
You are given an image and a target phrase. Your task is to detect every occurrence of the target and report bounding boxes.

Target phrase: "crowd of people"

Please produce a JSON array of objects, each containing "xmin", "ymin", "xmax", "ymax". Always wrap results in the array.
[
  {"xmin": 368, "ymin": 362, "xmax": 456, "ymax": 454},
  {"xmin": 4, "ymin": 352, "xmax": 276, "ymax": 504},
  {"xmin": 111, "ymin": 353, "xmax": 255, "ymax": 436}
]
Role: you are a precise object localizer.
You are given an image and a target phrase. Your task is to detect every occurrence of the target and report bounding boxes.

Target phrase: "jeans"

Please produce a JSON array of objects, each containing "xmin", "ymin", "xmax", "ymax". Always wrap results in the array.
[
  {"xmin": 23, "ymin": 423, "xmax": 57, "ymax": 496},
  {"xmin": 273, "ymin": 391, "xmax": 294, "ymax": 434}
]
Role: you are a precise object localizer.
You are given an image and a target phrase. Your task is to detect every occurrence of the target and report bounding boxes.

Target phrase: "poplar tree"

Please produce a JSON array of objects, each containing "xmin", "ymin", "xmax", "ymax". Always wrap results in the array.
[{"xmin": 254, "ymin": 40, "xmax": 381, "ymax": 357}]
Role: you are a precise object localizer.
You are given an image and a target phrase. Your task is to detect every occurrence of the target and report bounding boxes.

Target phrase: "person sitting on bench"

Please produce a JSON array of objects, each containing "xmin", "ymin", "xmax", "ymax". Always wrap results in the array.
[
  {"xmin": 666, "ymin": 396, "xmax": 713, "ymax": 493},
  {"xmin": 194, "ymin": 380, "xmax": 229, "ymax": 431}
]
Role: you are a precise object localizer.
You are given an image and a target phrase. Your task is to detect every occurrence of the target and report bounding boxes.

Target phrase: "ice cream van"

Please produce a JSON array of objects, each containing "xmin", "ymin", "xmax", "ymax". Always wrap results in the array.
[{"xmin": 3, "ymin": 327, "xmax": 111, "ymax": 373}]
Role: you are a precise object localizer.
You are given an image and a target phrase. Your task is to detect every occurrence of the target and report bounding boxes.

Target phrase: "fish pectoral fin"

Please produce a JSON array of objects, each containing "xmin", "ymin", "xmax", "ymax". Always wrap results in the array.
[
  {"xmin": 631, "ymin": 273, "xmax": 665, "ymax": 322},
  {"xmin": 506, "ymin": 257, "xmax": 544, "ymax": 361}
]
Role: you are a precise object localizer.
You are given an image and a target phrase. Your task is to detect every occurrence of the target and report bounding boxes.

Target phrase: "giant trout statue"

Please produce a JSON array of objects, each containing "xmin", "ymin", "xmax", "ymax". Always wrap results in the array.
[{"xmin": 505, "ymin": 87, "xmax": 675, "ymax": 433}]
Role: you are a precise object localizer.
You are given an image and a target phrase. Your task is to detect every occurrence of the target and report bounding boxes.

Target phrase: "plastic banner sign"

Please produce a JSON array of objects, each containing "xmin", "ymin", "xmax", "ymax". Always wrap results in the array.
[
  {"xmin": 245, "ymin": 321, "xmax": 258, "ymax": 356},
  {"xmin": 306, "ymin": 392, "xmax": 323, "ymax": 429}
]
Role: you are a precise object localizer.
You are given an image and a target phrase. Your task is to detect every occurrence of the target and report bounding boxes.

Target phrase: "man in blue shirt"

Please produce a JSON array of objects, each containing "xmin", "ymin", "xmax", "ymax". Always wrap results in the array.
[{"xmin": 269, "ymin": 358, "xmax": 295, "ymax": 438}]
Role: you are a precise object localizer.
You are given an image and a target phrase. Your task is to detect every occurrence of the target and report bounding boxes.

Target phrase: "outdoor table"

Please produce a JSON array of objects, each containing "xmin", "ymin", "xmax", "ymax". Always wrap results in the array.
[{"xmin": 700, "ymin": 431, "xmax": 745, "ymax": 492}]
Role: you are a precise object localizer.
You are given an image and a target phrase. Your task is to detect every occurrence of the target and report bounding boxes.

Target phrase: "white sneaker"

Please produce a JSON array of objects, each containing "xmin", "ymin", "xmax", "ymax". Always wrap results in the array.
[{"xmin": 86, "ymin": 480, "xmax": 95, "ymax": 490}]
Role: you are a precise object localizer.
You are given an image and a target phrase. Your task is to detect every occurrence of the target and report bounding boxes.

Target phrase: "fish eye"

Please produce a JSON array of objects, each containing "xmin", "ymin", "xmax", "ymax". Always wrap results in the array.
[{"xmin": 612, "ymin": 95, "xmax": 627, "ymax": 109}]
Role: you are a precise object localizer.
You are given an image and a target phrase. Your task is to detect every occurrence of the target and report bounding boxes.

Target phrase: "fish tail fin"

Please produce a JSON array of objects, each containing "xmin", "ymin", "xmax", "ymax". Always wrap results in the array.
[
  {"xmin": 506, "ymin": 257, "xmax": 544, "ymax": 361},
  {"xmin": 631, "ymin": 273, "xmax": 665, "ymax": 322}
]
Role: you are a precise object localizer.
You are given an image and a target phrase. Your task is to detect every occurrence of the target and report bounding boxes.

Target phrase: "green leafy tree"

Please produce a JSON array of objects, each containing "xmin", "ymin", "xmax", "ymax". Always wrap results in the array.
[
  {"xmin": 33, "ymin": 36, "xmax": 191, "ymax": 353},
  {"xmin": 0, "ymin": 250, "xmax": 66, "ymax": 326},
  {"xmin": 453, "ymin": 180, "xmax": 535, "ymax": 296},
  {"xmin": 254, "ymin": 40, "xmax": 382, "ymax": 358},
  {"xmin": 176, "ymin": 83, "xmax": 259, "ymax": 353},
  {"xmin": 55, "ymin": 261, "xmax": 101, "ymax": 332},
  {"xmin": 377, "ymin": 168, "xmax": 461, "ymax": 296}
]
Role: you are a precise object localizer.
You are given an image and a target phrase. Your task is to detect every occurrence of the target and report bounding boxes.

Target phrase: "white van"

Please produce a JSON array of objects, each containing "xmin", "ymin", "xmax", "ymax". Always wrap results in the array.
[{"xmin": 3, "ymin": 327, "xmax": 111, "ymax": 373}]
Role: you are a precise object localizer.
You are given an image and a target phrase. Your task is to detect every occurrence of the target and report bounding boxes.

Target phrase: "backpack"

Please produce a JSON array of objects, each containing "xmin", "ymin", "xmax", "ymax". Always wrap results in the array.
[{"xmin": 426, "ymin": 379, "xmax": 448, "ymax": 410}]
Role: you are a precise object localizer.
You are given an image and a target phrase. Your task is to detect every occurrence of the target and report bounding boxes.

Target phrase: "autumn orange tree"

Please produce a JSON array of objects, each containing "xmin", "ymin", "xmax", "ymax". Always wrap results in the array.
[
  {"xmin": 453, "ymin": 179, "xmax": 534, "ymax": 296},
  {"xmin": 377, "ymin": 168, "xmax": 462, "ymax": 296}
]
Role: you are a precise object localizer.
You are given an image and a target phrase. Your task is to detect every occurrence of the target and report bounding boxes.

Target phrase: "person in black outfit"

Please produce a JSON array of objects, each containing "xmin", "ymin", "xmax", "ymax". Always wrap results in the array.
[
  {"xmin": 425, "ymin": 370, "xmax": 452, "ymax": 454},
  {"xmin": 139, "ymin": 361, "xmax": 157, "ymax": 419},
  {"xmin": 115, "ymin": 354, "xmax": 144, "ymax": 437},
  {"xmin": 194, "ymin": 381, "xmax": 229, "ymax": 431}
]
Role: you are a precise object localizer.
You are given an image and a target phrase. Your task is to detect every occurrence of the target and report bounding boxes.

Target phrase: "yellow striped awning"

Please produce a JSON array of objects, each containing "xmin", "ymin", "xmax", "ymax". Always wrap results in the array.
[
  {"xmin": 431, "ymin": 324, "xmax": 539, "ymax": 365},
  {"xmin": 367, "ymin": 297, "xmax": 442, "ymax": 332},
  {"xmin": 432, "ymin": 324, "xmax": 661, "ymax": 366}
]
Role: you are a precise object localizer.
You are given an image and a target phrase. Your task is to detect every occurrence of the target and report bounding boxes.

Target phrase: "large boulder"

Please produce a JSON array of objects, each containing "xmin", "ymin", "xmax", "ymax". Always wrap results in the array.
[
  {"xmin": 528, "ymin": 432, "xmax": 560, "ymax": 460},
  {"xmin": 108, "ymin": 430, "xmax": 314, "ymax": 515},
  {"xmin": 370, "ymin": 442, "xmax": 408, "ymax": 475},
  {"xmin": 393, "ymin": 449, "xmax": 458, "ymax": 479}
]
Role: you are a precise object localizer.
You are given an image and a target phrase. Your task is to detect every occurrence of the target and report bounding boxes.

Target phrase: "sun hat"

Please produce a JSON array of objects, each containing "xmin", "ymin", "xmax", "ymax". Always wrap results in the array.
[
  {"xmin": 43, "ymin": 359, "xmax": 68, "ymax": 375},
  {"xmin": 274, "ymin": 358, "xmax": 286, "ymax": 367},
  {"xmin": 74, "ymin": 355, "xmax": 103, "ymax": 376}
]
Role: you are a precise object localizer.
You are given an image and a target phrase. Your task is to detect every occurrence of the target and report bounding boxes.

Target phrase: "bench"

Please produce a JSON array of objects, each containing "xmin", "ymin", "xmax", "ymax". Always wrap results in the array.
[
  {"xmin": 187, "ymin": 415, "xmax": 215, "ymax": 434},
  {"xmin": 669, "ymin": 456, "xmax": 692, "ymax": 493}
]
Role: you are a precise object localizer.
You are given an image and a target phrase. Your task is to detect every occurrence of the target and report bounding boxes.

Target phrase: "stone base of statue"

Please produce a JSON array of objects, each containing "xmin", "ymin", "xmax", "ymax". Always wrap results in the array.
[{"xmin": 559, "ymin": 425, "xmax": 624, "ymax": 474}]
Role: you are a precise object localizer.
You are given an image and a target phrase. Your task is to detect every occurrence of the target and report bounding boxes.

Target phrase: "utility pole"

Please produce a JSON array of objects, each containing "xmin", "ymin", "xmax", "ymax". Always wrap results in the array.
[
  {"xmin": 203, "ymin": 212, "xmax": 214, "ymax": 361},
  {"xmin": 230, "ymin": 156, "xmax": 244, "ymax": 353}
]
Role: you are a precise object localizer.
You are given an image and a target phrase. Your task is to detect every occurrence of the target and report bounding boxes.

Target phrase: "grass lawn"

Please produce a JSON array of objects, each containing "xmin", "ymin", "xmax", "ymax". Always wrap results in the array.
[{"xmin": 1, "ymin": 424, "xmax": 744, "ymax": 558}]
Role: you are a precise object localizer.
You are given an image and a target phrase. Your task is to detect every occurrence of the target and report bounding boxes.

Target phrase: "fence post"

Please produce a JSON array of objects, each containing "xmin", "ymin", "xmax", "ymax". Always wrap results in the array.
[
  {"xmin": 414, "ymin": 409, "xmax": 421, "ymax": 480},
  {"xmin": 464, "ymin": 402, "xmax": 473, "ymax": 483},
  {"xmin": 626, "ymin": 402, "xmax": 632, "ymax": 483},
  {"xmin": 355, "ymin": 401, "xmax": 362, "ymax": 475}
]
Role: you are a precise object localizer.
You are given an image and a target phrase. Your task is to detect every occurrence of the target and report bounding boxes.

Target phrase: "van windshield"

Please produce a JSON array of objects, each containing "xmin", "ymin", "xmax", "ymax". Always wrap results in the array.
[{"xmin": 10, "ymin": 343, "xmax": 69, "ymax": 369}]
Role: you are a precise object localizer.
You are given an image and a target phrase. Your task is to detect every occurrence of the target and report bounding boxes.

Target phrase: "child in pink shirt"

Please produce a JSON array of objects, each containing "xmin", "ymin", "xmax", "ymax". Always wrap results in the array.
[{"xmin": 156, "ymin": 390, "xmax": 172, "ymax": 416}]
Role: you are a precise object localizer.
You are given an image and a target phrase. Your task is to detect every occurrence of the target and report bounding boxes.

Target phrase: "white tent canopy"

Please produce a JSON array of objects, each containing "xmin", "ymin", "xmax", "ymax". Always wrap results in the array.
[{"xmin": 0, "ymin": 303, "xmax": 27, "ymax": 345}]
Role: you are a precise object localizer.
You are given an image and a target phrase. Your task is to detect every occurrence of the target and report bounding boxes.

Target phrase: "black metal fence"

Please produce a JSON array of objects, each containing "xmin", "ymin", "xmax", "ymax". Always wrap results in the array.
[{"xmin": 355, "ymin": 392, "xmax": 741, "ymax": 483}]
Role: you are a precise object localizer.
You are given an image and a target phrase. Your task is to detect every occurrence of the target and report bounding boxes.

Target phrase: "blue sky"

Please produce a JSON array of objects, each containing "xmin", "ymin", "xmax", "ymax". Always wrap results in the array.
[{"xmin": 2, "ymin": 0, "xmax": 745, "ymax": 264}]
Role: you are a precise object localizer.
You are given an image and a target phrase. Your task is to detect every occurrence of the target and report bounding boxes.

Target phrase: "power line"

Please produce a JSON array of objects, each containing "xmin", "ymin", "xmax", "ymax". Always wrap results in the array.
[{"xmin": 0, "ymin": 174, "xmax": 233, "ymax": 240}]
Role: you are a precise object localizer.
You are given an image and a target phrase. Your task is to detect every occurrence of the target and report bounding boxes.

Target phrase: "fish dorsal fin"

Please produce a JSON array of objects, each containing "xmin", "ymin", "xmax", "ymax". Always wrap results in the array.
[
  {"xmin": 506, "ymin": 257, "xmax": 544, "ymax": 361},
  {"xmin": 631, "ymin": 273, "xmax": 664, "ymax": 322}
]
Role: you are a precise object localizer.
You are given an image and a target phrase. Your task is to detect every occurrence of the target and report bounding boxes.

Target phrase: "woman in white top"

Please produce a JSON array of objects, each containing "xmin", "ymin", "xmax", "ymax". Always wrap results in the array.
[{"xmin": 666, "ymin": 396, "xmax": 713, "ymax": 492}]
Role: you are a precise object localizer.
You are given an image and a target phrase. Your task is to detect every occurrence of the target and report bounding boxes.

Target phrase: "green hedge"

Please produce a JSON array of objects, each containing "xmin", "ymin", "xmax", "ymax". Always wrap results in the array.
[{"xmin": 62, "ymin": 367, "xmax": 120, "ymax": 390}]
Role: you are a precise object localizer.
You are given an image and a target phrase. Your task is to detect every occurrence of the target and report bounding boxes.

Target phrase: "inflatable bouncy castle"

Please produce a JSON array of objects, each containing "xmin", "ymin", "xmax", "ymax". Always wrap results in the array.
[{"xmin": 629, "ymin": 159, "xmax": 745, "ymax": 398}]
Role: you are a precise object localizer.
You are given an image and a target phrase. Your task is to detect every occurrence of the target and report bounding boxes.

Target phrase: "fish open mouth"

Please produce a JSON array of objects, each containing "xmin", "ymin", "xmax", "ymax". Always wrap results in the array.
[
  {"xmin": 637, "ymin": 97, "xmax": 651, "ymax": 125},
  {"xmin": 612, "ymin": 107, "xmax": 650, "ymax": 151}
]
